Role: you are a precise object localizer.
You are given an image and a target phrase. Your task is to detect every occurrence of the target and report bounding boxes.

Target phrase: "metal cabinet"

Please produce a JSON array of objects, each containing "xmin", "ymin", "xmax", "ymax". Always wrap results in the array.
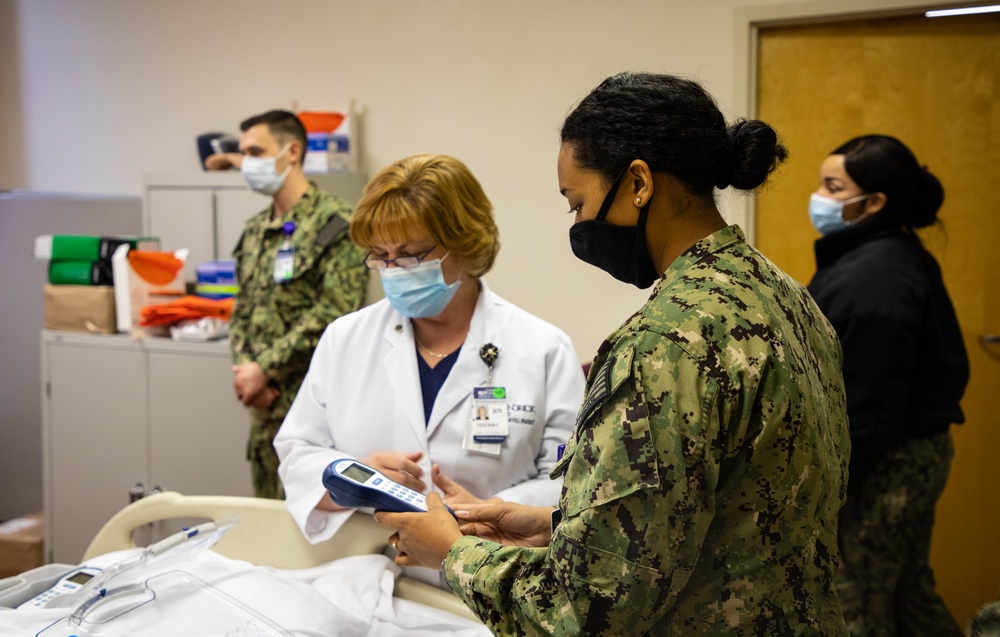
[
  {"xmin": 145, "ymin": 339, "xmax": 251, "ymax": 498},
  {"xmin": 41, "ymin": 330, "xmax": 251, "ymax": 564},
  {"xmin": 41, "ymin": 333, "xmax": 147, "ymax": 565}
]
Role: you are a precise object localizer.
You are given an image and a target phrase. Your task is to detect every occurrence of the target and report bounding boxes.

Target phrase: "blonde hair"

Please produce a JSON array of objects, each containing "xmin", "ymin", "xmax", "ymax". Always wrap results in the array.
[{"xmin": 350, "ymin": 154, "xmax": 500, "ymax": 277}]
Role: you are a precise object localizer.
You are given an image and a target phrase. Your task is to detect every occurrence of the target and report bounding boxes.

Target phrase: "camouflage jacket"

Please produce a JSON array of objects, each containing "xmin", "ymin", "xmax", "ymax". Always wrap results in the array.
[
  {"xmin": 230, "ymin": 183, "xmax": 368, "ymax": 411},
  {"xmin": 445, "ymin": 226, "xmax": 850, "ymax": 636}
]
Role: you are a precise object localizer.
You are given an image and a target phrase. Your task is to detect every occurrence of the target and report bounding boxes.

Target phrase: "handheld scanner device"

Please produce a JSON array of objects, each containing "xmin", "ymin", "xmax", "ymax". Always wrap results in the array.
[
  {"xmin": 17, "ymin": 566, "xmax": 101, "ymax": 609},
  {"xmin": 322, "ymin": 458, "xmax": 455, "ymax": 516}
]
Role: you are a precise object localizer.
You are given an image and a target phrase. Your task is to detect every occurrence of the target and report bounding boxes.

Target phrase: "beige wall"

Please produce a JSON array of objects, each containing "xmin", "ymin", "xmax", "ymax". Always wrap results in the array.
[{"xmin": 0, "ymin": 0, "xmax": 955, "ymax": 362}]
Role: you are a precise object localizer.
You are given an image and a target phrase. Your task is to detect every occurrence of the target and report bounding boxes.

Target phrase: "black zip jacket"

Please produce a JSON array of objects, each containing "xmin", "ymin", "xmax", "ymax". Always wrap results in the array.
[{"xmin": 808, "ymin": 220, "xmax": 969, "ymax": 493}]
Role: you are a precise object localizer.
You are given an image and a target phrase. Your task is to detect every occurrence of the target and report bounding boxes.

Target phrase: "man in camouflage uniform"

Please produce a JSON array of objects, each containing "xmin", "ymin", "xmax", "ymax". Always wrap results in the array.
[
  {"xmin": 382, "ymin": 226, "xmax": 852, "ymax": 635},
  {"xmin": 228, "ymin": 110, "xmax": 367, "ymax": 499}
]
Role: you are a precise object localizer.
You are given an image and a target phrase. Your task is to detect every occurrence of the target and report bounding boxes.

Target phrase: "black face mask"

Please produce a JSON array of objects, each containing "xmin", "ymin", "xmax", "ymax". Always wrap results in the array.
[{"xmin": 568, "ymin": 168, "xmax": 659, "ymax": 289}]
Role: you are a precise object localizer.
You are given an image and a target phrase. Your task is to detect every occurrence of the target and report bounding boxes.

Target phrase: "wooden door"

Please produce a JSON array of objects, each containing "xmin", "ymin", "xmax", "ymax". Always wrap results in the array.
[{"xmin": 755, "ymin": 13, "xmax": 1000, "ymax": 626}]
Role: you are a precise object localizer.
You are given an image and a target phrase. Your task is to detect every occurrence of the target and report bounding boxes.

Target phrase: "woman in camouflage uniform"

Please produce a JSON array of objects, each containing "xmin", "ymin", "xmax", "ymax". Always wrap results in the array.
[{"xmin": 376, "ymin": 72, "xmax": 853, "ymax": 636}]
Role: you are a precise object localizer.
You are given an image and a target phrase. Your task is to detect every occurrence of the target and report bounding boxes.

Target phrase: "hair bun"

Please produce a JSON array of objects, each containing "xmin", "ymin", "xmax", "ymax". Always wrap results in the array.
[{"xmin": 724, "ymin": 119, "xmax": 788, "ymax": 191}]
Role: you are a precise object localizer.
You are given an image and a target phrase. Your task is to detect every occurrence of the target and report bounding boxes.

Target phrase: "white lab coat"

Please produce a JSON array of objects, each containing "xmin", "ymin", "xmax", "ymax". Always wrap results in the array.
[{"xmin": 275, "ymin": 280, "xmax": 585, "ymax": 544}]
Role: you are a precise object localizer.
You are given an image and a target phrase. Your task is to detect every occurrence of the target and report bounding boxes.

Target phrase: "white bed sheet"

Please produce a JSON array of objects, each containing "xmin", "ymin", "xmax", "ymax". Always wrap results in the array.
[{"xmin": 0, "ymin": 549, "xmax": 490, "ymax": 636}]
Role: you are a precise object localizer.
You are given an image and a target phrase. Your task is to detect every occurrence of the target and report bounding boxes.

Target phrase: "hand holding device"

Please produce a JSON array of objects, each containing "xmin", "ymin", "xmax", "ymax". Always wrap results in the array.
[
  {"xmin": 322, "ymin": 458, "xmax": 454, "ymax": 516},
  {"xmin": 375, "ymin": 492, "xmax": 463, "ymax": 569}
]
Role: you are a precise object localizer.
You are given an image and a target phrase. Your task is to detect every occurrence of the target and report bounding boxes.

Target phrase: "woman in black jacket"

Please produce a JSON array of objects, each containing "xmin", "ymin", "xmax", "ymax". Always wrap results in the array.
[{"xmin": 807, "ymin": 134, "xmax": 969, "ymax": 637}]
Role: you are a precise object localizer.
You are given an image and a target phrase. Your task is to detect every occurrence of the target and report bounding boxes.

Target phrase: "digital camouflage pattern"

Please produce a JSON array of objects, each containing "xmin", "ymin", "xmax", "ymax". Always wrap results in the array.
[
  {"xmin": 230, "ymin": 183, "xmax": 368, "ymax": 498},
  {"xmin": 445, "ymin": 225, "xmax": 851, "ymax": 635},
  {"xmin": 835, "ymin": 431, "xmax": 962, "ymax": 637},
  {"xmin": 969, "ymin": 601, "xmax": 1000, "ymax": 637}
]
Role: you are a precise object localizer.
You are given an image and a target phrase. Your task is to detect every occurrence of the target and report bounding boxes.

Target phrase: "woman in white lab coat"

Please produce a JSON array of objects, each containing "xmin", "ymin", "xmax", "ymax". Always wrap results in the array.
[{"xmin": 274, "ymin": 154, "xmax": 585, "ymax": 551}]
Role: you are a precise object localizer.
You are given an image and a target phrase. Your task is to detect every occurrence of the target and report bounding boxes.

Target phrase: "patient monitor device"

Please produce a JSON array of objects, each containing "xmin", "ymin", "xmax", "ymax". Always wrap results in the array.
[
  {"xmin": 0, "ymin": 520, "xmax": 234, "ymax": 614},
  {"xmin": 16, "ymin": 567, "xmax": 101, "ymax": 609},
  {"xmin": 322, "ymin": 458, "xmax": 454, "ymax": 516}
]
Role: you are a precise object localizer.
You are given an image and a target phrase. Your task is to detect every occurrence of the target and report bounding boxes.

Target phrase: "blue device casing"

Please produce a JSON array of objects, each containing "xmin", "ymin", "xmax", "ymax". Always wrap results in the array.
[
  {"xmin": 322, "ymin": 459, "xmax": 426, "ymax": 513},
  {"xmin": 321, "ymin": 459, "xmax": 456, "ymax": 516}
]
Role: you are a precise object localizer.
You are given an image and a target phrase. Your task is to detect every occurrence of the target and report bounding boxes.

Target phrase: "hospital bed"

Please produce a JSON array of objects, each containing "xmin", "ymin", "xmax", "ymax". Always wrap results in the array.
[
  {"xmin": 1, "ymin": 491, "xmax": 491, "ymax": 635},
  {"xmin": 80, "ymin": 490, "xmax": 480, "ymax": 623}
]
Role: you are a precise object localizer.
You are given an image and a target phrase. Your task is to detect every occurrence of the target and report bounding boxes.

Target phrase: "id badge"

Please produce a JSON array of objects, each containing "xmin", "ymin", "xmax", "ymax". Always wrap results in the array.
[
  {"xmin": 462, "ymin": 386, "xmax": 508, "ymax": 457},
  {"xmin": 462, "ymin": 427, "xmax": 502, "ymax": 457}
]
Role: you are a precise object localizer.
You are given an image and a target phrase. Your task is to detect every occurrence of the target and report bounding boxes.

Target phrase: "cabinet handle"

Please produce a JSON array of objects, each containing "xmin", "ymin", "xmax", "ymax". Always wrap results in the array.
[{"xmin": 129, "ymin": 482, "xmax": 145, "ymax": 503}]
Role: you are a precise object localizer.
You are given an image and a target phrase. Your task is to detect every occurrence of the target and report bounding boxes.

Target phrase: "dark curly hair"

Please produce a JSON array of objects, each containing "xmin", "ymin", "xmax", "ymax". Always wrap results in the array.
[{"xmin": 560, "ymin": 72, "xmax": 788, "ymax": 198}]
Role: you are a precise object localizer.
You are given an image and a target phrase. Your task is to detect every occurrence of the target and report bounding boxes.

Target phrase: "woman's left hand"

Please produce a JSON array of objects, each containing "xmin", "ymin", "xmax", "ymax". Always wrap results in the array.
[
  {"xmin": 375, "ymin": 492, "xmax": 464, "ymax": 569},
  {"xmin": 432, "ymin": 464, "xmax": 502, "ymax": 507}
]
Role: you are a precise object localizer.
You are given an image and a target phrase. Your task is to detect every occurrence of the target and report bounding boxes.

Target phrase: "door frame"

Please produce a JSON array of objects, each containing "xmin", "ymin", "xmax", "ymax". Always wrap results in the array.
[
  {"xmin": 732, "ymin": 0, "xmax": 987, "ymax": 243},
  {"xmin": 739, "ymin": 0, "xmax": 1000, "ymax": 625}
]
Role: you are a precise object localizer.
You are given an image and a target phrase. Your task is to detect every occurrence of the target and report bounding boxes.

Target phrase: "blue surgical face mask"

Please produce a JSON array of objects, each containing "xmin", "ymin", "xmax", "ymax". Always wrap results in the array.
[
  {"xmin": 379, "ymin": 254, "xmax": 461, "ymax": 318},
  {"xmin": 241, "ymin": 144, "xmax": 291, "ymax": 195},
  {"xmin": 809, "ymin": 193, "xmax": 872, "ymax": 235}
]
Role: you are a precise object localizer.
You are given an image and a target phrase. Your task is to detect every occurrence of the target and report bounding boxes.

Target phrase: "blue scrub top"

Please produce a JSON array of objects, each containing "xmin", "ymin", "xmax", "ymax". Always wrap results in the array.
[{"xmin": 416, "ymin": 346, "xmax": 461, "ymax": 425}]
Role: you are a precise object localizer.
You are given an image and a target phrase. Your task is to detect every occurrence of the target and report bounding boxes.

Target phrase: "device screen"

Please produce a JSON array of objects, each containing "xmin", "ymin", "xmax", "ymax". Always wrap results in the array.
[
  {"xmin": 342, "ymin": 463, "xmax": 375, "ymax": 484},
  {"xmin": 66, "ymin": 571, "xmax": 96, "ymax": 586}
]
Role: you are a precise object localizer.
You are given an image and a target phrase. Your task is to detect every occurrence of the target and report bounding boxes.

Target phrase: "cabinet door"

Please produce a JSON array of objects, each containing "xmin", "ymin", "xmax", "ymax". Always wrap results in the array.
[
  {"xmin": 147, "ymin": 350, "xmax": 253, "ymax": 497},
  {"xmin": 214, "ymin": 189, "xmax": 268, "ymax": 260},
  {"xmin": 147, "ymin": 189, "xmax": 214, "ymax": 282},
  {"xmin": 44, "ymin": 343, "xmax": 147, "ymax": 564}
]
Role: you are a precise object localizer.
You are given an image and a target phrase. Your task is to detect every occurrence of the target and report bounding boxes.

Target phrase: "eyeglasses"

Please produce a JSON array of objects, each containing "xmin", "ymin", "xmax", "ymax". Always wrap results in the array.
[{"xmin": 363, "ymin": 245, "xmax": 437, "ymax": 270}]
